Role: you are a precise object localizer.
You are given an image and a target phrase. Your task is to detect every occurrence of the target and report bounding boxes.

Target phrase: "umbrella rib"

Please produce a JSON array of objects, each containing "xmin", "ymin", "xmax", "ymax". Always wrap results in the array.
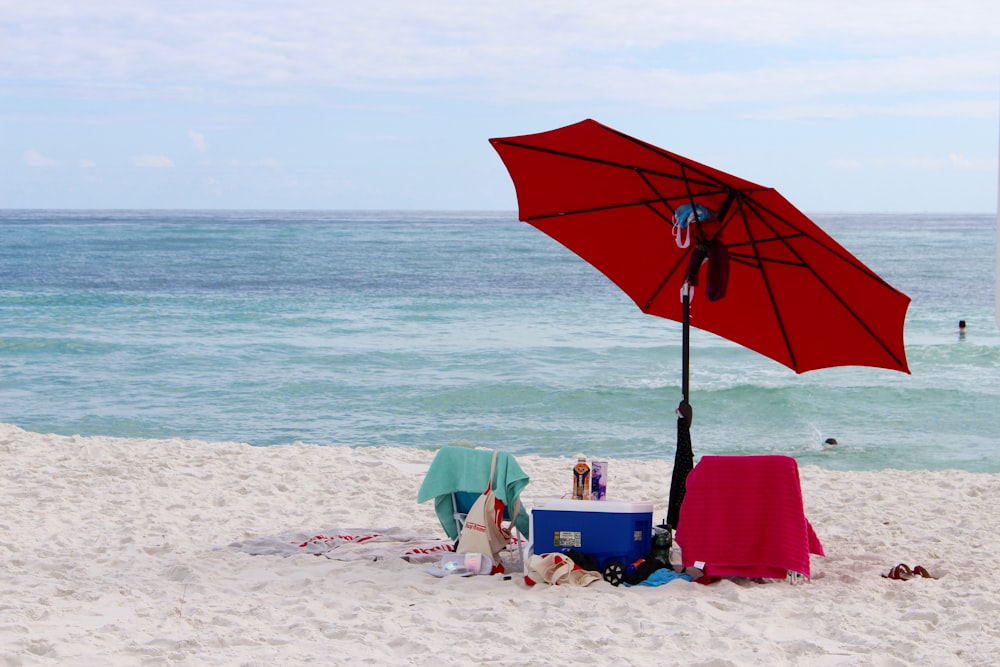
[
  {"xmin": 740, "ymin": 197, "xmax": 908, "ymax": 370},
  {"xmin": 726, "ymin": 232, "xmax": 806, "ymax": 250},
  {"xmin": 730, "ymin": 202, "xmax": 799, "ymax": 368},
  {"xmin": 523, "ymin": 177, "xmax": 729, "ymax": 224},
  {"xmin": 641, "ymin": 199, "xmax": 677, "ymax": 226},
  {"xmin": 743, "ymin": 195, "xmax": 902, "ymax": 291},
  {"xmin": 637, "ymin": 170, "xmax": 682, "ymax": 219},
  {"xmin": 644, "ymin": 248, "xmax": 693, "ymax": 312},
  {"xmin": 728, "ymin": 254, "xmax": 804, "ymax": 269},
  {"xmin": 524, "ymin": 199, "xmax": 660, "ymax": 222},
  {"xmin": 599, "ymin": 124, "xmax": 766, "ymax": 193},
  {"xmin": 524, "ymin": 194, "xmax": 730, "ymax": 224},
  {"xmin": 640, "ymin": 163, "xmax": 699, "ymax": 312},
  {"xmin": 491, "ymin": 138, "xmax": 729, "ymax": 195}
]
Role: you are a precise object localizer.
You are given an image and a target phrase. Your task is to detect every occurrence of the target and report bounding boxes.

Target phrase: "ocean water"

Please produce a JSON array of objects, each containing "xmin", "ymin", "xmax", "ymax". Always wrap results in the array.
[{"xmin": 1, "ymin": 209, "xmax": 997, "ymax": 472}]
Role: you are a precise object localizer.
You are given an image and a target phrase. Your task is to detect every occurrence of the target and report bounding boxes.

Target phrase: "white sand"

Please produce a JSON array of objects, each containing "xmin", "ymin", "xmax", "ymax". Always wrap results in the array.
[{"xmin": 2, "ymin": 423, "xmax": 998, "ymax": 666}]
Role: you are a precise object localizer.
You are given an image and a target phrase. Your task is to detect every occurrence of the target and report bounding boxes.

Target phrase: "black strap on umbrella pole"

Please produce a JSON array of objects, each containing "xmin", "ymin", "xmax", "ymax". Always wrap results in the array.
[{"xmin": 667, "ymin": 412, "xmax": 693, "ymax": 530}]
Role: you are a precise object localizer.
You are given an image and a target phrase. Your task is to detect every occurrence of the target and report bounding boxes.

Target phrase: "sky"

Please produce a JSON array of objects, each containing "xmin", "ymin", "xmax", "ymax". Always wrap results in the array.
[{"xmin": 2, "ymin": 0, "xmax": 999, "ymax": 213}]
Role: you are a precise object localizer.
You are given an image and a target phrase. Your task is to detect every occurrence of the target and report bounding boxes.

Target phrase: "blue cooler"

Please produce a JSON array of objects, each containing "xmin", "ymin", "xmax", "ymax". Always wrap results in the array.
[{"xmin": 530, "ymin": 498, "xmax": 654, "ymax": 582}]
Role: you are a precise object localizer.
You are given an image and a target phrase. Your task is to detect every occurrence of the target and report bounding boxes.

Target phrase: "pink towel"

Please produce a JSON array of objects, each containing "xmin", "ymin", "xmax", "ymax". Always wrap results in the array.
[{"xmin": 675, "ymin": 455, "xmax": 824, "ymax": 579}]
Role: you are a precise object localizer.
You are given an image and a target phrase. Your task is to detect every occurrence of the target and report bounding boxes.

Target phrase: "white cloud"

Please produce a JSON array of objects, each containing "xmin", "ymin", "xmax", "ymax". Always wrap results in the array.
[
  {"xmin": 3, "ymin": 1, "xmax": 998, "ymax": 211},
  {"xmin": 133, "ymin": 154, "xmax": 175, "ymax": 167},
  {"xmin": 881, "ymin": 155, "xmax": 997, "ymax": 171},
  {"xmin": 1, "ymin": 1, "xmax": 997, "ymax": 114},
  {"xmin": 752, "ymin": 99, "xmax": 1000, "ymax": 121},
  {"xmin": 891, "ymin": 156, "xmax": 946, "ymax": 170},
  {"xmin": 79, "ymin": 159, "xmax": 97, "ymax": 168},
  {"xmin": 832, "ymin": 154, "xmax": 997, "ymax": 171},
  {"xmin": 189, "ymin": 130, "xmax": 207, "ymax": 151},
  {"xmin": 830, "ymin": 158, "xmax": 864, "ymax": 170},
  {"xmin": 948, "ymin": 153, "xmax": 995, "ymax": 170},
  {"xmin": 24, "ymin": 149, "xmax": 60, "ymax": 167},
  {"xmin": 225, "ymin": 158, "xmax": 278, "ymax": 167}
]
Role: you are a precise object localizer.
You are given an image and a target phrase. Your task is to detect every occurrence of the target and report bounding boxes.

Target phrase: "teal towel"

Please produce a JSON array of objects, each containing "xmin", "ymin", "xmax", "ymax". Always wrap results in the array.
[{"xmin": 417, "ymin": 447, "xmax": 530, "ymax": 539}]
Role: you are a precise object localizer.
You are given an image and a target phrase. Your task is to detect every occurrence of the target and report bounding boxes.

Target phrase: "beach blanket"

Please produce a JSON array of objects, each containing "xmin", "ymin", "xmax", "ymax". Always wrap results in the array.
[
  {"xmin": 675, "ymin": 455, "xmax": 825, "ymax": 580},
  {"xmin": 224, "ymin": 527, "xmax": 454, "ymax": 564}
]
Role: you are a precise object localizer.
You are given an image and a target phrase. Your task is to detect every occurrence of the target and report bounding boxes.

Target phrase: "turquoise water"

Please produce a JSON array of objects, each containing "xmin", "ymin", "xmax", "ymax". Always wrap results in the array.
[{"xmin": 1, "ymin": 210, "xmax": 997, "ymax": 471}]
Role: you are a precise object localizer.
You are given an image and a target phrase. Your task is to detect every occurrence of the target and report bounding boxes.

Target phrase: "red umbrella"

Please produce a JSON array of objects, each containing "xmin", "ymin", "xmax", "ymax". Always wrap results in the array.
[{"xmin": 489, "ymin": 119, "xmax": 910, "ymax": 527}]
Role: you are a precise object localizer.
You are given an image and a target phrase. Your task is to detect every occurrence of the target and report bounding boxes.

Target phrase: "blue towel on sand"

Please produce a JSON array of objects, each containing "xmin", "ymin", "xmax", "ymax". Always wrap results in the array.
[
  {"xmin": 417, "ymin": 447, "xmax": 530, "ymax": 539},
  {"xmin": 625, "ymin": 569, "xmax": 693, "ymax": 587}
]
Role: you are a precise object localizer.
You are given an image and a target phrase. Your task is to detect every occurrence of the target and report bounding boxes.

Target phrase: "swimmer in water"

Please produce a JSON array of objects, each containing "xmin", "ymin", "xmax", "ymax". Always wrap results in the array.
[{"xmin": 822, "ymin": 437, "xmax": 838, "ymax": 450}]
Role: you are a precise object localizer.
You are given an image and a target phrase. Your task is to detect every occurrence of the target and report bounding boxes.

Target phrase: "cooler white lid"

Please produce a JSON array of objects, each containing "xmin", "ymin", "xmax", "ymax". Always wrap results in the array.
[{"xmin": 530, "ymin": 498, "xmax": 654, "ymax": 514}]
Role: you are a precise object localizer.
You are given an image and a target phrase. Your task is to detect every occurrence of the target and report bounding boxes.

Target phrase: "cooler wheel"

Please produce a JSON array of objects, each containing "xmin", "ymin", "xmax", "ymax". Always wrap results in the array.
[{"xmin": 602, "ymin": 561, "xmax": 625, "ymax": 586}]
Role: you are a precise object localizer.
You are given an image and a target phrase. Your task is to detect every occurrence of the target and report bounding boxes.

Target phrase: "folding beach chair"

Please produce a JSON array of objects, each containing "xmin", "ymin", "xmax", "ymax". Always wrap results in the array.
[{"xmin": 417, "ymin": 446, "xmax": 530, "ymax": 572}]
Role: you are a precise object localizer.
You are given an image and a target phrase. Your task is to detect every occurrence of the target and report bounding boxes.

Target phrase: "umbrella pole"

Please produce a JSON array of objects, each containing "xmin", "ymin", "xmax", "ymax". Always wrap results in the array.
[
  {"xmin": 681, "ymin": 288, "xmax": 690, "ymax": 404},
  {"xmin": 667, "ymin": 286, "xmax": 695, "ymax": 531}
]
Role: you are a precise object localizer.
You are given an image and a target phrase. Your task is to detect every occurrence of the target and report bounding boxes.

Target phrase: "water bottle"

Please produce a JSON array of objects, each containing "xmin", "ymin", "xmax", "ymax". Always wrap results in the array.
[{"xmin": 572, "ymin": 457, "xmax": 591, "ymax": 500}]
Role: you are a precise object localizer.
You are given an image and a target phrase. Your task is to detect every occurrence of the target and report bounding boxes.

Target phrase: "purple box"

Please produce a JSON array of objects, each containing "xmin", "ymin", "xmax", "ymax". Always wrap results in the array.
[{"xmin": 590, "ymin": 460, "xmax": 607, "ymax": 500}]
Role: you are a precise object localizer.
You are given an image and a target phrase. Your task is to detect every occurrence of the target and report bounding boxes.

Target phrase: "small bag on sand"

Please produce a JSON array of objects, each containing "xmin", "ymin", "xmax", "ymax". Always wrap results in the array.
[
  {"xmin": 524, "ymin": 553, "xmax": 602, "ymax": 587},
  {"xmin": 456, "ymin": 451, "xmax": 518, "ymax": 570}
]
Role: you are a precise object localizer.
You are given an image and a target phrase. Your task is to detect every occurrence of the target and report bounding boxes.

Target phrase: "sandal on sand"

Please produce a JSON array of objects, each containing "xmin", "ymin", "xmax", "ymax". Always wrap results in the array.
[
  {"xmin": 912, "ymin": 565, "xmax": 937, "ymax": 579},
  {"xmin": 882, "ymin": 563, "xmax": 914, "ymax": 580}
]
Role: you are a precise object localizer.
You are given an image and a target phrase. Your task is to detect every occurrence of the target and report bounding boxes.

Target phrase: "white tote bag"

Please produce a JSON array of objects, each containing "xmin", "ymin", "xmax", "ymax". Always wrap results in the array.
[{"xmin": 456, "ymin": 451, "xmax": 518, "ymax": 567}]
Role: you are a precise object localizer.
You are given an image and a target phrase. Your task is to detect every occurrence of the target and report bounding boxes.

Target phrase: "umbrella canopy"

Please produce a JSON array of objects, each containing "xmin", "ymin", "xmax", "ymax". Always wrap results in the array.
[
  {"xmin": 489, "ymin": 119, "xmax": 911, "ymax": 526},
  {"xmin": 490, "ymin": 119, "xmax": 910, "ymax": 375}
]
